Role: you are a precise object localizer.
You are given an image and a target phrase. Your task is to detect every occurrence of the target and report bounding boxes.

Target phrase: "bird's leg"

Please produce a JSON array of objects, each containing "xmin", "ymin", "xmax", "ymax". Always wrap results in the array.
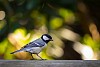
[
  {"xmin": 36, "ymin": 54, "xmax": 43, "ymax": 60},
  {"xmin": 30, "ymin": 53, "xmax": 34, "ymax": 60}
]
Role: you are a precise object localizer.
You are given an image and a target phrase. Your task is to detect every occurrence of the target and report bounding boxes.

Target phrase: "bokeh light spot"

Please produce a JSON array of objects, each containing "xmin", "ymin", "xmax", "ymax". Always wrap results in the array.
[
  {"xmin": 50, "ymin": 17, "xmax": 63, "ymax": 29},
  {"xmin": 0, "ymin": 11, "xmax": 5, "ymax": 20}
]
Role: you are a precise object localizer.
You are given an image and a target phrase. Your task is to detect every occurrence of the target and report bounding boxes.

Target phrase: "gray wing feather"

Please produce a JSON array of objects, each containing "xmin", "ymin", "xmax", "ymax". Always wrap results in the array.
[{"xmin": 22, "ymin": 39, "xmax": 45, "ymax": 48}]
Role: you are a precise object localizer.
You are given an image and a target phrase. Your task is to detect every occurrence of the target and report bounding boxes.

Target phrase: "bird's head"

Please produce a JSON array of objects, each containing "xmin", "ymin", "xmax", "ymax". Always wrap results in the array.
[{"xmin": 41, "ymin": 34, "xmax": 53, "ymax": 43}]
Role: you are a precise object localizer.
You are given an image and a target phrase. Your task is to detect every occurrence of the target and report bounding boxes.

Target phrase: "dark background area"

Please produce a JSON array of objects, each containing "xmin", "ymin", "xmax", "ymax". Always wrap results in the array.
[{"xmin": 0, "ymin": 0, "xmax": 100, "ymax": 60}]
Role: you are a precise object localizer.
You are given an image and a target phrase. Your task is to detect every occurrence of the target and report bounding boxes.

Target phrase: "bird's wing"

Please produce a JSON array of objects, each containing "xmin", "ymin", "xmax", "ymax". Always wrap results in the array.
[{"xmin": 22, "ymin": 41, "xmax": 44, "ymax": 48}]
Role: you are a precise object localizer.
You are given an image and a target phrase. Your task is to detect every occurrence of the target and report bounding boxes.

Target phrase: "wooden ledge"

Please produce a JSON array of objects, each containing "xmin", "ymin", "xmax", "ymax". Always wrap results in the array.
[{"xmin": 0, "ymin": 60, "xmax": 99, "ymax": 67}]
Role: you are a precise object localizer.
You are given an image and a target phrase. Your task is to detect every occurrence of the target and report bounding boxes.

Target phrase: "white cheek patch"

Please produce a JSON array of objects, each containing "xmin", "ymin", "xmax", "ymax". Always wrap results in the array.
[{"xmin": 43, "ymin": 36, "xmax": 49, "ymax": 40}]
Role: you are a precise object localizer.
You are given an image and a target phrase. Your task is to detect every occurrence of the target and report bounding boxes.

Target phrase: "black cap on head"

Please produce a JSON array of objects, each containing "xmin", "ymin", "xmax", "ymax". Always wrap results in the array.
[{"xmin": 41, "ymin": 34, "xmax": 53, "ymax": 43}]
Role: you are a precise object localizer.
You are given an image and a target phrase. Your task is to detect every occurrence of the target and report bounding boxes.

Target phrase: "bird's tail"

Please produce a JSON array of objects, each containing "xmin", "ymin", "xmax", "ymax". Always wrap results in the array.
[{"xmin": 10, "ymin": 49, "xmax": 23, "ymax": 54}]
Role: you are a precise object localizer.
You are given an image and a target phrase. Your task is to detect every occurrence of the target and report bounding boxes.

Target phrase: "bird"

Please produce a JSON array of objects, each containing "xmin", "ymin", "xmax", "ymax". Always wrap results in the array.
[{"xmin": 10, "ymin": 34, "xmax": 53, "ymax": 60}]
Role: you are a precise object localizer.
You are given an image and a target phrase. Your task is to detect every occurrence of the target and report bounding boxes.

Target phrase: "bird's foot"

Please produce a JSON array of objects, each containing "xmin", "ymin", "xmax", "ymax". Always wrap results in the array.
[
  {"xmin": 30, "ymin": 58, "xmax": 47, "ymax": 60},
  {"xmin": 30, "ymin": 59, "xmax": 34, "ymax": 60},
  {"xmin": 39, "ymin": 58, "xmax": 47, "ymax": 60}
]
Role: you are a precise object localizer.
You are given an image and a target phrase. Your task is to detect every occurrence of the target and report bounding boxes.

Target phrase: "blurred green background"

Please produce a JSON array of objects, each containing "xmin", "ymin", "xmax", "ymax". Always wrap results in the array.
[{"xmin": 0, "ymin": 0, "xmax": 100, "ymax": 60}]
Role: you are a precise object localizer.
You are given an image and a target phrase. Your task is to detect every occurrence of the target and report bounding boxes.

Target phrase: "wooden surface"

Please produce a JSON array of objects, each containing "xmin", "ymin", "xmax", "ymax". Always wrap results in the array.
[{"xmin": 0, "ymin": 60, "xmax": 100, "ymax": 67}]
